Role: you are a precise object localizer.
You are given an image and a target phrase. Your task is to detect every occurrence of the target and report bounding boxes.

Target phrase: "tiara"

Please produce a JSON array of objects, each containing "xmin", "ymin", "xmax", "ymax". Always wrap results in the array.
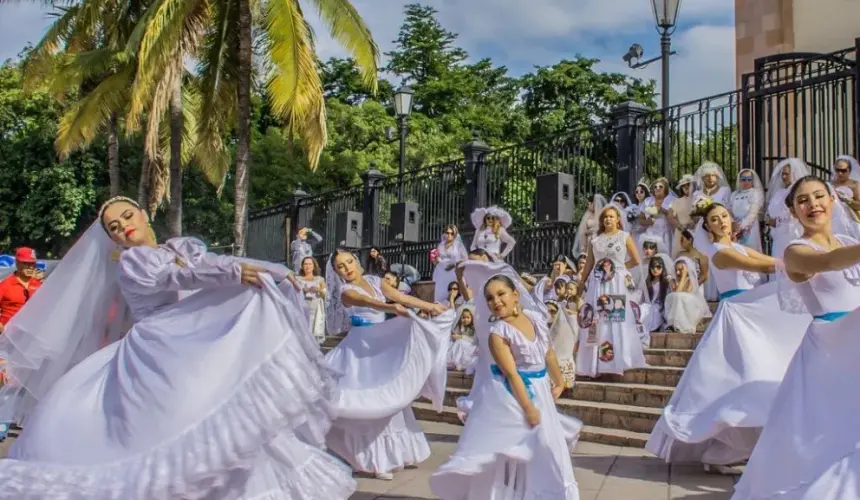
[{"xmin": 98, "ymin": 196, "xmax": 140, "ymax": 221}]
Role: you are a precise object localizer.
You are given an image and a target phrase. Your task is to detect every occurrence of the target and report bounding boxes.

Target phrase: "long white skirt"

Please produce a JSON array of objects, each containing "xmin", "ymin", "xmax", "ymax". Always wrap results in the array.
[
  {"xmin": 431, "ymin": 362, "xmax": 581, "ymax": 499},
  {"xmin": 732, "ymin": 308, "xmax": 860, "ymax": 499},
  {"xmin": 433, "ymin": 263, "xmax": 458, "ymax": 303},
  {"xmin": 665, "ymin": 291, "xmax": 708, "ymax": 334},
  {"xmin": 305, "ymin": 297, "xmax": 326, "ymax": 344},
  {"xmin": 448, "ymin": 337, "xmax": 478, "ymax": 371},
  {"xmin": 0, "ymin": 278, "xmax": 354, "ymax": 500},
  {"xmin": 646, "ymin": 282, "xmax": 809, "ymax": 465},
  {"xmin": 575, "ymin": 268, "xmax": 648, "ymax": 376},
  {"xmin": 325, "ymin": 310, "xmax": 455, "ymax": 473}
]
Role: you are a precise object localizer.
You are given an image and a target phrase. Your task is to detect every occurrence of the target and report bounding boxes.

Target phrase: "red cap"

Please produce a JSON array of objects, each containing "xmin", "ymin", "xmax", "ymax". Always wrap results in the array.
[{"xmin": 15, "ymin": 247, "xmax": 37, "ymax": 263}]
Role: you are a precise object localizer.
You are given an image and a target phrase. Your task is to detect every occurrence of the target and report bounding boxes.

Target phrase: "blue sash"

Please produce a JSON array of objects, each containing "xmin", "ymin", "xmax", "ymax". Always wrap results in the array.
[
  {"xmin": 490, "ymin": 364, "xmax": 547, "ymax": 400},
  {"xmin": 813, "ymin": 311, "xmax": 848, "ymax": 322},
  {"xmin": 719, "ymin": 289, "xmax": 745, "ymax": 300},
  {"xmin": 349, "ymin": 315, "xmax": 375, "ymax": 327}
]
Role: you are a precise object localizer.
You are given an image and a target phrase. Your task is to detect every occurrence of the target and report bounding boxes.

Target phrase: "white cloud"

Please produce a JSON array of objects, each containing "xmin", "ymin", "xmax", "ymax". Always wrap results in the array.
[{"xmin": 0, "ymin": 0, "xmax": 737, "ymax": 106}]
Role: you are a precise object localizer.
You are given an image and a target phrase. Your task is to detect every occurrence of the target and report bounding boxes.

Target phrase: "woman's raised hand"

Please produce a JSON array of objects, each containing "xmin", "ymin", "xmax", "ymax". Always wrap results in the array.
[
  {"xmin": 240, "ymin": 263, "xmax": 266, "ymax": 287},
  {"xmin": 426, "ymin": 302, "xmax": 449, "ymax": 317}
]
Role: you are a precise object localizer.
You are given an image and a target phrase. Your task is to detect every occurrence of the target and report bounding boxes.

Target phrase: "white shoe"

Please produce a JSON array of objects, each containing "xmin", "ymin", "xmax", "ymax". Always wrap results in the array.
[
  {"xmin": 703, "ymin": 464, "xmax": 742, "ymax": 476},
  {"xmin": 375, "ymin": 471, "xmax": 394, "ymax": 480}
]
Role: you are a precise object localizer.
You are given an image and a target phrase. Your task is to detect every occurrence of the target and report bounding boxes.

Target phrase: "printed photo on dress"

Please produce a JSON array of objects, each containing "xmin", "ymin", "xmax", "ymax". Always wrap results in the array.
[
  {"xmin": 577, "ymin": 303, "xmax": 595, "ymax": 329},
  {"xmin": 630, "ymin": 300, "xmax": 641, "ymax": 324},
  {"xmin": 586, "ymin": 324, "xmax": 598, "ymax": 345},
  {"xmin": 599, "ymin": 341, "xmax": 615, "ymax": 362},
  {"xmin": 596, "ymin": 295, "xmax": 612, "ymax": 320},
  {"xmin": 624, "ymin": 273, "xmax": 636, "ymax": 291},
  {"xmin": 598, "ymin": 294, "xmax": 626, "ymax": 323},
  {"xmin": 596, "ymin": 258, "xmax": 615, "ymax": 283}
]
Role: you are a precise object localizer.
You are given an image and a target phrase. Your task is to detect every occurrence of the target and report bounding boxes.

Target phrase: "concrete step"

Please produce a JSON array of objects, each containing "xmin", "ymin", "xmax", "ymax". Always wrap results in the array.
[
  {"xmin": 411, "ymin": 402, "xmax": 650, "ymax": 448},
  {"xmin": 573, "ymin": 380, "xmax": 675, "ymax": 408},
  {"xmin": 428, "ymin": 387, "xmax": 662, "ymax": 434},
  {"xmin": 648, "ymin": 332, "xmax": 703, "ymax": 350},
  {"xmin": 644, "ymin": 348, "xmax": 694, "ymax": 367}
]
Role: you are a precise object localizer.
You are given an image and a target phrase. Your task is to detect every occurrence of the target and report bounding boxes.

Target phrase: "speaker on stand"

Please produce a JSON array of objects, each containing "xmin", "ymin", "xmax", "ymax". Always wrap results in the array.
[
  {"xmin": 389, "ymin": 202, "xmax": 420, "ymax": 282},
  {"xmin": 536, "ymin": 172, "xmax": 575, "ymax": 224},
  {"xmin": 335, "ymin": 211, "xmax": 363, "ymax": 249}
]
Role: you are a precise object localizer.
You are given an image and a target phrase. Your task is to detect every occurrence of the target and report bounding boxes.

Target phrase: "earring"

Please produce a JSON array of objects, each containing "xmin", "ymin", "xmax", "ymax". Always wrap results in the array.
[
  {"xmin": 111, "ymin": 246, "xmax": 123, "ymax": 262},
  {"xmin": 512, "ymin": 304, "xmax": 521, "ymax": 317}
]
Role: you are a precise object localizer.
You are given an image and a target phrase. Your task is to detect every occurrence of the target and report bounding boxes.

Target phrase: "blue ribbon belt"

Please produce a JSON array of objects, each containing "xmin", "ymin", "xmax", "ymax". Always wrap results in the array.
[
  {"xmin": 719, "ymin": 289, "xmax": 745, "ymax": 300},
  {"xmin": 490, "ymin": 364, "xmax": 547, "ymax": 400},
  {"xmin": 813, "ymin": 311, "xmax": 848, "ymax": 322},
  {"xmin": 349, "ymin": 315, "xmax": 374, "ymax": 327}
]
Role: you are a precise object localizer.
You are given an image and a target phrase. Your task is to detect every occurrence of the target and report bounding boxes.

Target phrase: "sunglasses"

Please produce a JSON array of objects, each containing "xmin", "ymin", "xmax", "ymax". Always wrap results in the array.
[
  {"xmin": 651, "ymin": 264, "xmax": 664, "ymax": 269},
  {"xmin": 835, "ymin": 168, "xmax": 850, "ymax": 174},
  {"xmin": 444, "ymin": 231, "xmax": 454, "ymax": 235},
  {"xmin": 740, "ymin": 176, "xmax": 753, "ymax": 182}
]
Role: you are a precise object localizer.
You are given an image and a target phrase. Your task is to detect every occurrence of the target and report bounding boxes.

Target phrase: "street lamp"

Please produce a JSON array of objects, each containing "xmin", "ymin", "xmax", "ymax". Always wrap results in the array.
[
  {"xmin": 624, "ymin": 0, "xmax": 681, "ymax": 181},
  {"xmin": 393, "ymin": 85, "xmax": 414, "ymax": 202}
]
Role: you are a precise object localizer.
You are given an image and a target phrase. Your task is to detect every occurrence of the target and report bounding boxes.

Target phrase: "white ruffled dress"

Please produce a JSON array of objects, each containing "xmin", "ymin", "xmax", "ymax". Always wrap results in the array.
[
  {"xmin": 431, "ymin": 310, "xmax": 581, "ymax": 499},
  {"xmin": 733, "ymin": 236, "xmax": 860, "ymax": 499},
  {"xmin": 297, "ymin": 275, "xmax": 327, "ymax": 343},
  {"xmin": 646, "ymin": 242, "xmax": 809, "ymax": 465},
  {"xmin": 0, "ymin": 238, "xmax": 354, "ymax": 499},
  {"xmin": 325, "ymin": 276, "xmax": 455, "ymax": 474},
  {"xmin": 433, "ymin": 241, "xmax": 468, "ymax": 303}
]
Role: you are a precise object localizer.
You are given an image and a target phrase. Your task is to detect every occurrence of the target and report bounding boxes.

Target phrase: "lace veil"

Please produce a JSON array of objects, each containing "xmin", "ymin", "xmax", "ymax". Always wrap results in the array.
[{"xmin": 833, "ymin": 155, "xmax": 860, "ymax": 182}]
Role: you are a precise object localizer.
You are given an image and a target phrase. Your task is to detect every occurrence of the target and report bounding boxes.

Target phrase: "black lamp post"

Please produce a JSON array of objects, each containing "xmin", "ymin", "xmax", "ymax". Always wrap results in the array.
[
  {"xmin": 393, "ymin": 85, "xmax": 414, "ymax": 202},
  {"xmin": 623, "ymin": 0, "xmax": 681, "ymax": 181}
]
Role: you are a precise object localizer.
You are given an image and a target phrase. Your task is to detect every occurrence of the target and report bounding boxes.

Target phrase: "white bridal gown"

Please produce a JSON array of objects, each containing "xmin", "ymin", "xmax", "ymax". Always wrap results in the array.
[
  {"xmin": 297, "ymin": 275, "xmax": 327, "ymax": 344},
  {"xmin": 471, "ymin": 228, "xmax": 516, "ymax": 261},
  {"xmin": 431, "ymin": 309, "xmax": 581, "ymax": 499},
  {"xmin": 325, "ymin": 276, "xmax": 455, "ymax": 474},
  {"xmin": 575, "ymin": 231, "xmax": 648, "ymax": 376},
  {"xmin": 433, "ymin": 239, "xmax": 468, "ymax": 303},
  {"xmin": 646, "ymin": 242, "xmax": 809, "ymax": 465},
  {"xmin": 0, "ymin": 237, "xmax": 353, "ymax": 499},
  {"xmin": 733, "ymin": 236, "xmax": 860, "ymax": 500}
]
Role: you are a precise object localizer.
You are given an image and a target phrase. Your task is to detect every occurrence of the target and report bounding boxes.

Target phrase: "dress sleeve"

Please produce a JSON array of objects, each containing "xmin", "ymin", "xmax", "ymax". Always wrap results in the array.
[
  {"xmin": 740, "ymin": 191, "xmax": 763, "ymax": 230},
  {"xmin": 120, "ymin": 243, "xmax": 242, "ymax": 294},
  {"xmin": 470, "ymin": 231, "xmax": 479, "ymax": 251},
  {"xmin": 498, "ymin": 228, "xmax": 516, "ymax": 258},
  {"xmin": 308, "ymin": 230, "xmax": 323, "ymax": 246}
]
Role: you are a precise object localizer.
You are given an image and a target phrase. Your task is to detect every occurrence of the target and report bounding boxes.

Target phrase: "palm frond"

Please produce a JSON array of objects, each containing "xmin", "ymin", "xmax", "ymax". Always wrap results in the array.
[
  {"xmin": 55, "ymin": 66, "xmax": 133, "ymax": 158},
  {"xmin": 306, "ymin": 0, "xmax": 378, "ymax": 92},
  {"xmin": 265, "ymin": 0, "xmax": 327, "ymax": 169},
  {"xmin": 21, "ymin": 5, "xmax": 80, "ymax": 90}
]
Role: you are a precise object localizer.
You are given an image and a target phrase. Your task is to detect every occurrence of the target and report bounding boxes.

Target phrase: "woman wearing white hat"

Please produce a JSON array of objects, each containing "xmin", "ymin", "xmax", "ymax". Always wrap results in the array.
[{"xmin": 669, "ymin": 174, "xmax": 697, "ymax": 257}]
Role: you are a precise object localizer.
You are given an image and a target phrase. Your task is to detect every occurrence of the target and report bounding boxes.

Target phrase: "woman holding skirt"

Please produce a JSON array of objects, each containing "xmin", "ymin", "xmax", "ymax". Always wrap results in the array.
[
  {"xmin": 575, "ymin": 203, "xmax": 647, "ymax": 377},
  {"xmin": 324, "ymin": 249, "xmax": 454, "ymax": 481},
  {"xmin": 431, "ymin": 260, "xmax": 581, "ymax": 499},
  {"xmin": 0, "ymin": 196, "xmax": 354, "ymax": 499},
  {"xmin": 646, "ymin": 201, "xmax": 809, "ymax": 475},
  {"xmin": 732, "ymin": 176, "xmax": 860, "ymax": 500}
]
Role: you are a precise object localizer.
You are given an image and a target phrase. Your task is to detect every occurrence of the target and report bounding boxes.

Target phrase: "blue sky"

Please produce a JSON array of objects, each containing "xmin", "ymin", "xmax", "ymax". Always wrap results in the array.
[{"xmin": 0, "ymin": 0, "xmax": 736, "ymax": 106}]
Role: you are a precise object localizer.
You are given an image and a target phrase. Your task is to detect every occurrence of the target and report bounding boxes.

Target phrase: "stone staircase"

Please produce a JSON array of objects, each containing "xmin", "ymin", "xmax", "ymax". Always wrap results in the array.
[{"xmin": 321, "ymin": 302, "xmax": 716, "ymax": 448}]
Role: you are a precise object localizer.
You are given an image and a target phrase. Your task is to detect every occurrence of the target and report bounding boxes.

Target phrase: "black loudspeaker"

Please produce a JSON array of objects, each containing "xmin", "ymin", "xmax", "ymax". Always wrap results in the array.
[
  {"xmin": 390, "ymin": 202, "xmax": 420, "ymax": 242},
  {"xmin": 536, "ymin": 172, "xmax": 575, "ymax": 224},
  {"xmin": 335, "ymin": 211, "xmax": 363, "ymax": 248}
]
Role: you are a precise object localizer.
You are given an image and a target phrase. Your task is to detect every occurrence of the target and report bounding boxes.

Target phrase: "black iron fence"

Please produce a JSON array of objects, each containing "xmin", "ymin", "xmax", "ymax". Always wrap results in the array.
[{"xmin": 247, "ymin": 39, "xmax": 860, "ymax": 277}]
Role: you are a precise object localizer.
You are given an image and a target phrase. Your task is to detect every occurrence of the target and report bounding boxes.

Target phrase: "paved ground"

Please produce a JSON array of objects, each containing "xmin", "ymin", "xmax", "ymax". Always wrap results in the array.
[{"xmin": 0, "ymin": 421, "xmax": 739, "ymax": 499}]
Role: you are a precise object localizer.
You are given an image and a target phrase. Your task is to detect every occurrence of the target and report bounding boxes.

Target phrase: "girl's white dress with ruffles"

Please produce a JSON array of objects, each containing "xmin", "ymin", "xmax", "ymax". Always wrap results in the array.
[
  {"xmin": 0, "ymin": 237, "xmax": 354, "ymax": 499},
  {"xmin": 646, "ymin": 242, "xmax": 809, "ymax": 465},
  {"xmin": 431, "ymin": 309, "xmax": 581, "ymax": 499},
  {"xmin": 324, "ymin": 276, "xmax": 455, "ymax": 474},
  {"xmin": 733, "ymin": 236, "xmax": 860, "ymax": 500},
  {"xmin": 575, "ymin": 231, "xmax": 648, "ymax": 376}
]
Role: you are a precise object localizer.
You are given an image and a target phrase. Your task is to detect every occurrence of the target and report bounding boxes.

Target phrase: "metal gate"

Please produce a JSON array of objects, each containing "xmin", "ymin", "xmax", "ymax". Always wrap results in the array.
[{"xmin": 741, "ymin": 39, "xmax": 860, "ymax": 183}]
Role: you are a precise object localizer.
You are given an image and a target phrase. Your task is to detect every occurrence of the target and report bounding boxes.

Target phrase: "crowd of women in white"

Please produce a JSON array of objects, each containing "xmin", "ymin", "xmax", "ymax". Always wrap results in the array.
[{"xmin": 0, "ymin": 154, "xmax": 857, "ymax": 499}]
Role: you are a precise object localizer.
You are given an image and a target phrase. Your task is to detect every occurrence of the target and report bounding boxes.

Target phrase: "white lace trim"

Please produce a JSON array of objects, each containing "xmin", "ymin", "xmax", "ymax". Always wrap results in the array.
[{"xmin": 0, "ymin": 331, "xmax": 341, "ymax": 500}]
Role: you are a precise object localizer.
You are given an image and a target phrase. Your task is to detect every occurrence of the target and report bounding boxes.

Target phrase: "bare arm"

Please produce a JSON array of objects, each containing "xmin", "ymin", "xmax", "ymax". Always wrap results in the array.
[
  {"xmin": 498, "ymin": 228, "xmax": 516, "ymax": 258},
  {"xmin": 784, "ymin": 242, "xmax": 860, "ymax": 282},
  {"xmin": 381, "ymin": 280, "xmax": 441, "ymax": 313},
  {"xmin": 711, "ymin": 248, "xmax": 776, "ymax": 274},
  {"xmin": 698, "ymin": 255, "xmax": 709, "ymax": 285},
  {"xmin": 579, "ymin": 245, "xmax": 596, "ymax": 294},
  {"xmin": 341, "ymin": 289, "xmax": 401, "ymax": 315},
  {"xmin": 455, "ymin": 265, "xmax": 473, "ymax": 302},
  {"xmin": 667, "ymin": 207, "xmax": 680, "ymax": 230},
  {"xmin": 488, "ymin": 334, "xmax": 538, "ymax": 417},
  {"xmin": 625, "ymin": 235, "xmax": 641, "ymax": 268},
  {"xmin": 544, "ymin": 347, "xmax": 565, "ymax": 389},
  {"xmin": 317, "ymin": 278, "xmax": 327, "ymax": 299}
]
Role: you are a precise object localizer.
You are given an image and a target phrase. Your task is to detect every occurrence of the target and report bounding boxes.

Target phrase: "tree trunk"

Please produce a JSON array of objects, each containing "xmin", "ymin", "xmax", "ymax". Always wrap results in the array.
[
  {"xmin": 137, "ymin": 156, "xmax": 151, "ymax": 209},
  {"xmin": 233, "ymin": 0, "xmax": 253, "ymax": 257},
  {"xmin": 108, "ymin": 113, "xmax": 120, "ymax": 196},
  {"xmin": 167, "ymin": 73, "xmax": 183, "ymax": 238}
]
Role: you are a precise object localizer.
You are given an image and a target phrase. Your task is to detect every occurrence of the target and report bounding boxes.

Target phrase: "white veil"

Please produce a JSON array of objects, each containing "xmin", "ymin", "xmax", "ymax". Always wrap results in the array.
[
  {"xmin": 600, "ymin": 202, "xmax": 631, "ymax": 232},
  {"xmin": 610, "ymin": 192, "xmax": 633, "ymax": 209},
  {"xmin": 674, "ymin": 255, "xmax": 699, "ymax": 289},
  {"xmin": 767, "ymin": 158, "xmax": 810, "ymax": 202},
  {"xmin": 325, "ymin": 253, "xmax": 351, "ymax": 335},
  {"xmin": 460, "ymin": 260, "xmax": 547, "ymax": 337},
  {"xmin": 733, "ymin": 168, "xmax": 765, "ymax": 227},
  {"xmin": 437, "ymin": 230, "xmax": 468, "ymax": 260},
  {"xmin": 833, "ymin": 155, "xmax": 860, "ymax": 182},
  {"xmin": 694, "ymin": 162, "xmax": 730, "ymax": 191},
  {"xmin": 0, "ymin": 222, "xmax": 132, "ymax": 424},
  {"xmin": 735, "ymin": 168, "xmax": 764, "ymax": 193},
  {"xmin": 573, "ymin": 194, "xmax": 607, "ymax": 255}
]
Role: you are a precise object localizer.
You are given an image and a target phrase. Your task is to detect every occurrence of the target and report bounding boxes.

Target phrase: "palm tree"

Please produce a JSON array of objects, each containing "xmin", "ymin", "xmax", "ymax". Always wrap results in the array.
[{"xmin": 133, "ymin": 0, "xmax": 379, "ymax": 255}]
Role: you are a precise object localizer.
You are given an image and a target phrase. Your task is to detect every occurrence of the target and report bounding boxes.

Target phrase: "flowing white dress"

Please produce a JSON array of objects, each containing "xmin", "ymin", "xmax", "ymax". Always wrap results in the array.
[
  {"xmin": 471, "ymin": 228, "xmax": 516, "ymax": 261},
  {"xmin": 694, "ymin": 186, "xmax": 733, "ymax": 301},
  {"xmin": 0, "ymin": 237, "xmax": 354, "ymax": 499},
  {"xmin": 431, "ymin": 309, "xmax": 581, "ymax": 499},
  {"xmin": 730, "ymin": 188, "xmax": 763, "ymax": 253},
  {"xmin": 646, "ymin": 242, "xmax": 810, "ymax": 465},
  {"xmin": 732, "ymin": 236, "xmax": 860, "ymax": 500},
  {"xmin": 665, "ymin": 257, "xmax": 710, "ymax": 334},
  {"xmin": 297, "ymin": 275, "xmax": 327, "ymax": 344},
  {"xmin": 325, "ymin": 276, "xmax": 455, "ymax": 474},
  {"xmin": 641, "ymin": 197, "xmax": 675, "ymax": 256},
  {"xmin": 575, "ymin": 231, "xmax": 648, "ymax": 376},
  {"xmin": 433, "ymin": 240, "xmax": 468, "ymax": 303},
  {"xmin": 448, "ymin": 306, "xmax": 478, "ymax": 371}
]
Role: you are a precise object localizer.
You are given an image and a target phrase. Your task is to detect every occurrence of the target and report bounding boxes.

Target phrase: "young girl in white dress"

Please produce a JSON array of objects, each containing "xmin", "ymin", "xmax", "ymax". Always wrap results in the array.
[
  {"xmin": 325, "ymin": 250, "xmax": 453, "ymax": 481},
  {"xmin": 675, "ymin": 229, "xmax": 712, "ymax": 320},
  {"xmin": 448, "ymin": 303, "xmax": 477, "ymax": 371},
  {"xmin": 575, "ymin": 203, "xmax": 647, "ymax": 378},
  {"xmin": 646, "ymin": 201, "xmax": 809, "ymax": 476},
  {"xmin": 291, "ymin": 227, "xmax": 323, "ymax": 272},
  {"xmin": 729, "ymin": 168, "xmax": 765, "ymax": 252},
  {"xmin": 433, "ymin": 224, "xmax": 469, "ymax": 303},
  {"xmin": 0, "ymin": 197, "xmax": 356, "ymax": 499},
  {"xmin": 665, "ymin": 256, "xmax": 709, "ymax": 333},
  {"xmin": 294, "ymin": 256, "xmax": 327, "ymax": 343},
  {"xmin": 431, "ymin": 260, "xmax": 581, "ymax": 499},
  {"xmin": 733, "ymin": 176, "xmax": 860, "ymax": 499},
  {"xmin": 642, "ymin": 253, "xmax": 673, "ymax": 333},
  {"xmin": 766, "ymin": 158, "xmax": 809, "ymax": 258},
  {"xmin": 573, "ymin": 194, "xmax": 607, "ymax": 256},
  {"xmin": 470, "ymin": 207, "xmax": 516, "ymax": 261}
]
